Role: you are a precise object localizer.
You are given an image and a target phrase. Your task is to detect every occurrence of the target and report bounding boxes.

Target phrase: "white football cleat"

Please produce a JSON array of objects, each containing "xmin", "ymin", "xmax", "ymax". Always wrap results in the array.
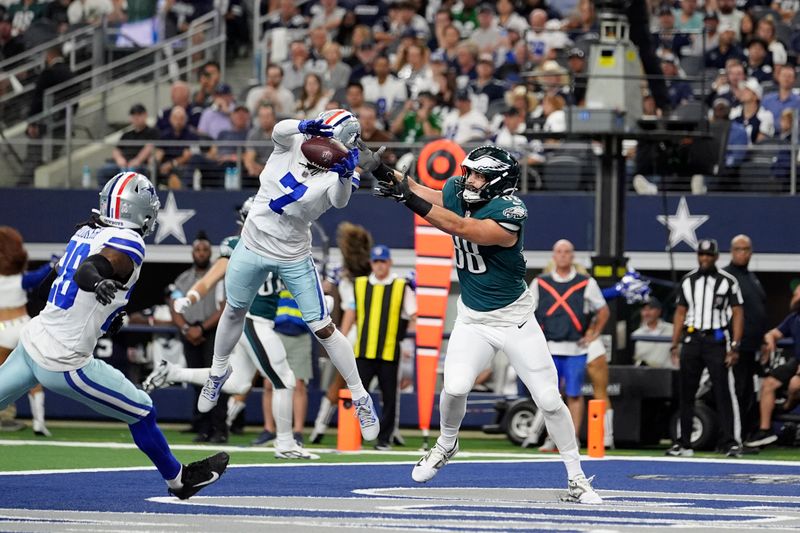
[
  {"xmin": 274, "ymin": 442, "xmax": 320, "ymax": 460},
  {"xmin": 352, "ymin": 394, "xmax": 380, "ymax": 441},
  {"xmin": 142, "ymin": 360, "xmax": 173, "ymax": 393},
  {"xmin": 538, "ymin": 436, "xmax": 558, "ymax": 453},
  {"xmin": 561, "ymin": 474, "xmax": 602, "ymax": 504},
  {"xmin": 197, "ymin": 366, "xmax": 232, "ymax": 413},
  {"xmin": 32, "ymin": 420, "xmax": 51, "ymax": 437},
  {"xmin": 412, "ymin": 439, "xmax": 459, "ymax": 483}
]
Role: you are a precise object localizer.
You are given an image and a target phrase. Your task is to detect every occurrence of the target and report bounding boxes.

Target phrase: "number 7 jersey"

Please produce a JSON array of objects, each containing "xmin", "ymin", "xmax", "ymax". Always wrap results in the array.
[
  {"xmin": 241, "ymin": 120, "xmax": 354, "ymax": 262},
  {"xmin": 442, "ymin": 177, "xmax": 528, "ymax": 312},
  {"xmin": 21, "ymin": 225, "xmax": 144, "ymax": 371}
]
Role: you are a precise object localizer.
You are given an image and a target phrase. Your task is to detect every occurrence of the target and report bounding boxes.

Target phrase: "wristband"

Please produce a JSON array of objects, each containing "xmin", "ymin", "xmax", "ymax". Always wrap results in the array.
[
  {"xmin": 373, "ymin": 163, "xmax": 396, "ymax": 183},
  {"xmin": 181, "ymin": 323, "xmax": 191, "ymax": 335},
  {"xmin": 187, "ymin": 289, "xmax": 201, "ymax": 304},
  {"xmin": 405, "ymin": 193, "xmax": 433, "ymax": 217}
]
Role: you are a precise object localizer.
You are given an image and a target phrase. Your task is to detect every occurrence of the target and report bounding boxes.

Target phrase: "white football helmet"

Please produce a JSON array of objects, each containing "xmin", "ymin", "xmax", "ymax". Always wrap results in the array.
[
  {"xmin": 317, "ymin": 108, "xmax": 361, "ymax": 149},
  {"xmin": 98, "ymin": 172, "xmax": 160, "ymax": 236}
]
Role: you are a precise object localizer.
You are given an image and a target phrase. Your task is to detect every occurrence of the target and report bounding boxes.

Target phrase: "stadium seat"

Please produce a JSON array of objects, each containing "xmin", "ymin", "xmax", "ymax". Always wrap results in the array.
[
  {"xmin": 542, "ymin": 153, "xmax": 587, "ymax": 191},
  {"xmin": 775, "ymin": 23, "xmax": 794, "ymax": 48},
  {"xmin": 681, "ymin": 55, "xmax": 704, "ymax": 78}
]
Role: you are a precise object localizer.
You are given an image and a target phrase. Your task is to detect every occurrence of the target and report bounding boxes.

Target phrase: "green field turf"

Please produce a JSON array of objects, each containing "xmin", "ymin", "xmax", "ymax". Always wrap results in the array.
[{"xmin": 0, "ymin": 422, "xmax": 797, "ymax": 472}]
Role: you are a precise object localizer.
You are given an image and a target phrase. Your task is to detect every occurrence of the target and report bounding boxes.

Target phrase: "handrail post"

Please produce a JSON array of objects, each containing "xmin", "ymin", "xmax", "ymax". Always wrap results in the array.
[
  {"xmin": 65, "ymin": 105, "xmax": 73, "ymax": 188},
  {"xmin": 92, "ymin": 22, "xmax": 105, "ymax": 91},
  {"xmin": 42, "ymin": 91, "xmax": 54, "ymax": 162},
  {"xmin": 236, "ymin": 145, "xmax": 242, "ymax": 177},
  {"xmin": 252, "ymin": 0, "xmax": 261, "ymax": 83},
  {"xmin": 154, "ymin": 50, "xmax": 161, "ymax": 123},
  {"xmin": 791, "ymin": 109, "xmax": 797, "ymax": 196},
  {"xmin": 218, "ymin": 10, "xmax": 227, "ymax": 79}
]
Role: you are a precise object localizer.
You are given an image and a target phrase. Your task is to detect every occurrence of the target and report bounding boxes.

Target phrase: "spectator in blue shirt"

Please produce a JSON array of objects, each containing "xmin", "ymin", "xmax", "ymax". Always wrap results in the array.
[
  {"xmin": 188, "ymin": 105, "xmax": 251, "ymax": 188},
  {"xmin": 705, "ymin": 22, "xmax": 745, "ymax": 69},
  {"xmin": 771, "ymin": 108, "xmax": 796, "ymax": 181},
  {"xmin": 156, "ymin": 81, "xmax": 202, "ymax": 133},
  {"xmin": 744, "ymin": 283, "xmax": 800, "ymax": 449},
  {"xmin": 662, "ymin": 53, "xmax": 693, "ymax": 108},
  {"xmin": 156, "ymin": 106, "xmax": 200, "ymax": 189},
  {"xmin": 197, "ymin": 84, "xmax": 235, "ymax": 140},
  {"xmin": 762, "ymin": 65, "xmax": 800, "ymax": 133},
  {"xmin": 712, "ymin": 97, "xmax": 749, "ymax": 172}
]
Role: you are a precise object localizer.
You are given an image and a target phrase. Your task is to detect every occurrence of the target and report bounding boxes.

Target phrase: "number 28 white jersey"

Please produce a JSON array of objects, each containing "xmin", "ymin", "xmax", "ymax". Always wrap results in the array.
[
  {"xmin": 21, "ymin": 225, "xmax": 145, "ymax": 371},
  {"xmin": 241, "ymin": 119, "xmax": 355, "ymax": 262}
]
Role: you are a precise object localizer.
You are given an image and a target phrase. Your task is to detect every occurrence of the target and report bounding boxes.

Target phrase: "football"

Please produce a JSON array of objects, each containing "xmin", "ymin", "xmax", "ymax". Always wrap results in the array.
[{"xmin": 301, "ymin": 136, "xmax": 348, "ymax": 171}]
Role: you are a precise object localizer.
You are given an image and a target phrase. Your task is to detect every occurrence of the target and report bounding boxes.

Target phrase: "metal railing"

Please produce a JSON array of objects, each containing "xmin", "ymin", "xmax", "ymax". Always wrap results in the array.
[
  {"xmin": 0, "ymin": 24, "xmax": 101, "ymax": 127},
  {"xmin": 30, "ymin": 10, "xmax": 226, "ymax": 170},
  {"xmin": 250, "ymin": 0, "xmax": 308, "ymax": 84},
  {"xmin": 5, "ymin": 136, "xmax": 798, "ymax": 194}
]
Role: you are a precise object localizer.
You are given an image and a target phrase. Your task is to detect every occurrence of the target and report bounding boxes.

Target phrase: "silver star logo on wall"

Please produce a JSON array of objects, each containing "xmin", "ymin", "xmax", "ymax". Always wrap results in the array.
[
  {"xmin": 656, "ymin": 196, "xmax": 709, "ymax": 250},
  {"xmin": 154, "ymin": 192, "xmax": 196, "ymax": 244}
]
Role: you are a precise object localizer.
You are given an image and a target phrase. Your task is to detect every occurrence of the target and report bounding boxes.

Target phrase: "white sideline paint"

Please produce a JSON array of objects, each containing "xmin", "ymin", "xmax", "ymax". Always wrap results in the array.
[{"xmin": 2, "ymin": 440, "xmax": 800, "ymax": 478}]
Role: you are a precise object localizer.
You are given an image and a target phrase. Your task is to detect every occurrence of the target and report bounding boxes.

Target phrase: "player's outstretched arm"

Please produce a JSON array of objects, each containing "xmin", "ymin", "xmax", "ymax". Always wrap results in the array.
[
  {"xmin": 358, "ymin": 140, "xmax": 443, "ymax": 207},
  {"xmin": 74, "ymin": 248, "xmax": 134, "ymax": 305},
  {"xmin": 174, "ymin": 257, "xmax": 229, "ymax": 314},
  {"xmin": 375, "ymin": 174, "xmax": 516, "ymax": 247},
  {"xmin": 376, "ymin": 166, "xmax": 443, "ymax": 207}
]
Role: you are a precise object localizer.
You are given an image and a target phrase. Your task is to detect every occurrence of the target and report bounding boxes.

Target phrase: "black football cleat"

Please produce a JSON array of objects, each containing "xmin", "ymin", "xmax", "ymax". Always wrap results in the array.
[{"xmin": 168, "ymin": 452, "xmax": 230, "ymax": 500}]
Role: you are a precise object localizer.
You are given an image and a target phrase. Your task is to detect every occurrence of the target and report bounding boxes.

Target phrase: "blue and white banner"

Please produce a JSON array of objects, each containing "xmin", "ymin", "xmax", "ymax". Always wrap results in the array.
[{"xmin": 2, "ymin": 189, "xmax": 797, "ymax": 260}]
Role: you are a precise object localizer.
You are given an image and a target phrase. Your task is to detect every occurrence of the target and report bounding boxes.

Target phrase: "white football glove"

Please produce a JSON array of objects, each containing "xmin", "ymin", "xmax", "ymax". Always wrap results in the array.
[{"xmin": 173, "ymin": 296, "xmax": 192, "ymax": 314}]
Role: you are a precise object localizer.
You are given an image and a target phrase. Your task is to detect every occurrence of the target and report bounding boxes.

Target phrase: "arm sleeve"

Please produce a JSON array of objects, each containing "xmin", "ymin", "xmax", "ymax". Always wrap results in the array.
[
  {"xmin": 585, "ymin": 278, "xmax": 609, "ymax": 311},
  {"xmin": 728, "ymin": 277, "xmax": 744, "ymax": 306},
  {"xmin": 74, "ymin": 254, "xmax": 115, "ymax": 291},
  {"xmin": 22, "ymin": 263, "xmax": 55, "ymax": 291},
  {"xmin": 328, "ymin": 174, "xmax": 354, "ymax": 209},
  {"xmin": 602, "ymin": 286, "xmax": 622, "ymax": 300},
  {"xmin": 35, "ymin": 267, "xmax": 58, "ymax": 301},
  {"xmin": 484, "ymin": 196, "xmax": 527, "ymax": 232},
  {"xmin": 676, "ymin": 280, "xmax": 689, "ymax": 307},
  {"xmin": 272, "ymin": 119, "xmax": 302, "ymax": 153},
  {"xmin": 103, "ymin": 230, "xmax": 145, "ymax": 266},
  {"xmin": 776, "ymin": 314, "xmax": 795, "ymax": 337},
  {"xmin": 339, "ymin": 278, "xmax": 355, "ymax": 311},
  {"xmin": 402, "ymin": 285, "xmax": 417, "ymax": 319}
]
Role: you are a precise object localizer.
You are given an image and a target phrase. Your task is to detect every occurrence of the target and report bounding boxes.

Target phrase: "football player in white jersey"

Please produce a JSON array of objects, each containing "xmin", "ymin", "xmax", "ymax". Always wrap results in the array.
[
  {"xmin": 144, "ymin": 197, "xmax": 319, "ymax": 459},
  {"xmin": 0, "ymin": 173, "xmax": 228, "ymax": 499},
  {"xmin": 199, "ymin": 109, "xmax": 382, "ymax": 442}
]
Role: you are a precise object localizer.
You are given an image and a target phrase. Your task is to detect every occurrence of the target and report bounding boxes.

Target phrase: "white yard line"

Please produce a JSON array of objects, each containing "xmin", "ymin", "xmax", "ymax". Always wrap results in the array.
[{"xmin": 2, "ymin": 438, "xmax": 800, "ymax": 478}]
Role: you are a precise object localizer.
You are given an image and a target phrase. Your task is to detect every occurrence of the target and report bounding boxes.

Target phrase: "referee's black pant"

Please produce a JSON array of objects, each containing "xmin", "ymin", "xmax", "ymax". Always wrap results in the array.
[
  {"xmin": 356, "ymin": 358, "xmax": 399, "ymax": 446},
  {"xmin": 678, "ymin": 334, "xmax": 739, "ymax": 449}
]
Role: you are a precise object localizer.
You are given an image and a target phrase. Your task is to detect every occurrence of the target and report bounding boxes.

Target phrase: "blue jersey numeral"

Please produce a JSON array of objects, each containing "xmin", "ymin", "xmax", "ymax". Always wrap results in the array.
[
  {"xmin": 269, "ymin": 172, "xmax": 308, "ymax": 214},
  {"xmin": 48, "ymin": 239, "xmax": 91, "ymax": 310}
]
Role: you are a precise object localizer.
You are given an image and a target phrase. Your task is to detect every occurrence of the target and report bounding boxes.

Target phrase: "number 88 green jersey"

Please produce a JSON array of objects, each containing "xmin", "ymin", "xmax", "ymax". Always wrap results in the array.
[{"xmin": 442, "ymin": 177, "xmax": 528, "ymax": 312}]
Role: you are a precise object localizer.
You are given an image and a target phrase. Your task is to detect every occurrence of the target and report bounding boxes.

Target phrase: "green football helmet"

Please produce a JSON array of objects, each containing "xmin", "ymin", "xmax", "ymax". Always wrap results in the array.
[{"xmin": 456, "ymin": 146, "xmax": 520, "ymax": 204}]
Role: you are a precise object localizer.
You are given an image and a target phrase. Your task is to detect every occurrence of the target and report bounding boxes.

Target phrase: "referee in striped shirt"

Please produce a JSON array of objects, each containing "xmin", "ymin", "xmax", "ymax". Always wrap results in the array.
[{"xmin": 668, "ymin": 239, "xmax": 744, "ymax": 457}]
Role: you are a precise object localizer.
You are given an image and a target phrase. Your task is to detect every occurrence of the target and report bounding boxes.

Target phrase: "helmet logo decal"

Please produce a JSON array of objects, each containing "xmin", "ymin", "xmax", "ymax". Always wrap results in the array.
[{"xmin": 468, "ymin": 155, "xmax": 511, "ymax": 171}]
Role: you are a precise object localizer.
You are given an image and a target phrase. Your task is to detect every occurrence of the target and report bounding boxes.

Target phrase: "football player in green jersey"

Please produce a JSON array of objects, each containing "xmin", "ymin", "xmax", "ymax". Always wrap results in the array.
[
  {"xmin": 370, "ymin": 144, "xmax": 601, "ymax": 503},
  {"xmin": 143, "ymin": 197, "xmax": 318, "ymax": 459}
]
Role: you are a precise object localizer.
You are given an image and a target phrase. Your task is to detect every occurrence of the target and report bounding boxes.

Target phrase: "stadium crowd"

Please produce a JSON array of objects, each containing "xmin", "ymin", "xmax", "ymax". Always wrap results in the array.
[{"xmin": 5, "ymin": 0, "xmax": 800, "ymax": 190}]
